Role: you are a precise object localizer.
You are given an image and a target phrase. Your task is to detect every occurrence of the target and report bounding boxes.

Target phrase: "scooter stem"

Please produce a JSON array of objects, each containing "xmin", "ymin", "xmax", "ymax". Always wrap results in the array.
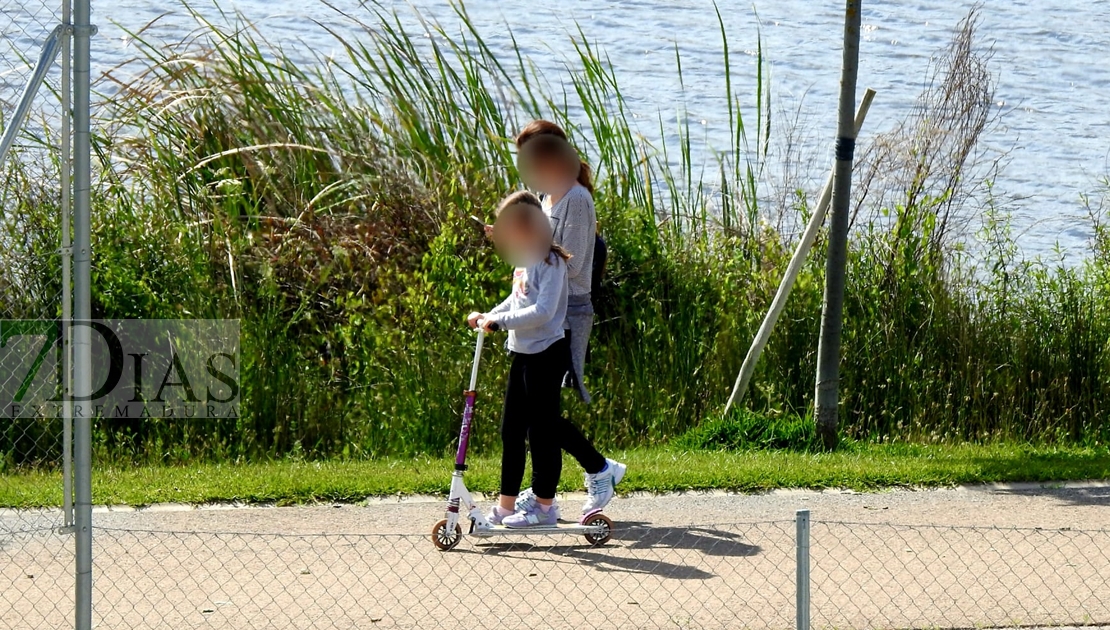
[
  {"xmin": 469, "ymin": 329, "xmax": 485, "ymax": 392},
  {"xmin": 454, "ymin": 329, "xmax": 486, "ymax": 470}
]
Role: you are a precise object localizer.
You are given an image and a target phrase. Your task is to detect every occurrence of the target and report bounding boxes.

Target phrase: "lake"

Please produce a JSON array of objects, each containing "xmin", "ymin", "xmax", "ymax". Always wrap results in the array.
[{"xmin": 9, "ymin": 0, "xmax": 1110, "ymax": 257}]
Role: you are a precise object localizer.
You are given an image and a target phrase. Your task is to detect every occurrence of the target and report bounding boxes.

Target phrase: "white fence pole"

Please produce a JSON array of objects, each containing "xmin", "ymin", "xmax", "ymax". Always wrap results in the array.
[{"xmin": 796, "ymin": 509, "xmax": 811, "ymax": 630}]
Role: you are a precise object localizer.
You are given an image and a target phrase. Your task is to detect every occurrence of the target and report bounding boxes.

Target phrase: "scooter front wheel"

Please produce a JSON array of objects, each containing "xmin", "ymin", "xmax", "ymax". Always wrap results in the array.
[
  {"xmin": 432, "ymin": 519, "xmax": 463, "ymax": 551},
  {"xmin": 582, "ymin": 513, "xmax": 613, "ymax": 546}
]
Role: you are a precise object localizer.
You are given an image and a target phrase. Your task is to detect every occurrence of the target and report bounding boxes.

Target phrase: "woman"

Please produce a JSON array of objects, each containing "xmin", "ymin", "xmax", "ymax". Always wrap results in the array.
[{"xmin": 512, "ymin": 120, "xmax": 625, "ymax": 516}]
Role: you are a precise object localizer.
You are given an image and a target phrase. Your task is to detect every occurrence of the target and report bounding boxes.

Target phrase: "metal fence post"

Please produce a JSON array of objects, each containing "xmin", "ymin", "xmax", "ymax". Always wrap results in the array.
[
  {"xmin": 0, "ymin": 27, "xmax": 64, "ymax": 166},
  {"xmin": 61, "ymin": 0, "xmax": 75, "ymax": 532},
  {"xmin": 72, "ymin": 0, "xmax": 95, "ymax": 628},
  {"xmin": 796, "ymin": 509, "xmax": 811, "ymax": 630}
]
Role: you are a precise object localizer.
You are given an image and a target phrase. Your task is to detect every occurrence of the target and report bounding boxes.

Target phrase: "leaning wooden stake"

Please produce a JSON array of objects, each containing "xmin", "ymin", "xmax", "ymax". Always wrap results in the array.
[{"xmin": 724, "ymin": 87, "xmax": 876, "ymax": 415}]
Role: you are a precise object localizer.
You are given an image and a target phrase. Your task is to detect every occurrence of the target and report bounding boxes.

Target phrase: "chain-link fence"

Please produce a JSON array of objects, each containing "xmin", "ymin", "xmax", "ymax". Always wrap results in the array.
[
  {"xmin": 0, "ymin": 510, "xmax": 74, "ymax": 629},
  {"xmin": 1, "ymin": 1, "xmax": 78, "ymax": 628},
  {"xmin": 6, "ymin": 508, "xmax": 1109, "ymax": 630},
  {"xmin": 811, "ymin": 520, "xmax": 1110, "ymax": 629},
  {"xmin": 2, "ymin": 3, "xmax": 1108, "ymax": 630},
  {"xmin": 89, "ymin": 520, "xmax": 798, "ymax": 630},
  {"xmin": 1, "ymin": 0, "xmax": 69, "ymax": 494}
]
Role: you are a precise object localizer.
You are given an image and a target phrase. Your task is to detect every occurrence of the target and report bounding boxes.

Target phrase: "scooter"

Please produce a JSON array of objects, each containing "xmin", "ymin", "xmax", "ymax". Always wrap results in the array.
[{"xmin": 431, "ymin": 326, "xmax": 614, "ymax": 551}]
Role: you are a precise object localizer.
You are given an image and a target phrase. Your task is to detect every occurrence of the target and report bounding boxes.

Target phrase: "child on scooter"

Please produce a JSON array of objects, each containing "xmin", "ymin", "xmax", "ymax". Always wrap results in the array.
[{"xmin": 467, "ymin": 191, "xmax": 572, "ymax": 528}]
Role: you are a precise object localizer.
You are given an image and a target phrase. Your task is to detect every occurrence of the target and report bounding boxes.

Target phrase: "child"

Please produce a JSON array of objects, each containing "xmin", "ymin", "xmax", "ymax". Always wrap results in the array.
[
  {"xmin": 467, "ymin": 191, "xmax": 572, "ymax": 528},
  {"xmin": 514, "ymin": 120, "xmax": 626, "ymax": 515}
]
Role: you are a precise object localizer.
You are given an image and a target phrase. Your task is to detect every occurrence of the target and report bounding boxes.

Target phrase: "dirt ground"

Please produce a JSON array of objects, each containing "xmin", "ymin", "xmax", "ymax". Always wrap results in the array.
[{"xmin": 3, "ymin": 482, "xmax": 1109, "ymax": 630}]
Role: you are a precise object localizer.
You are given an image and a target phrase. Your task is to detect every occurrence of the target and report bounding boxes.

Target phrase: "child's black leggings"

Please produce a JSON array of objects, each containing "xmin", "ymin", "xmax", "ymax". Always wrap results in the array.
[{"xmin": 499, "ymin": 337, "xmax": 569, "ymax": 500}]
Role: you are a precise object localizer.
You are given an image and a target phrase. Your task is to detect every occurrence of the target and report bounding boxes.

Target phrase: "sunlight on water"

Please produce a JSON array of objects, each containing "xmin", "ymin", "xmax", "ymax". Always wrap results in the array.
[{"xmin": 15, "ymin": 0, "xmax": 1110, "ymax": 255}]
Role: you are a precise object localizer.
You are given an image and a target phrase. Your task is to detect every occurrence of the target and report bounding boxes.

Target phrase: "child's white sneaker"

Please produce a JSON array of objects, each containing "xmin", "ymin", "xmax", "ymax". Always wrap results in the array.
[
  {"xmin": 502, "ymin": 499, "xmax": 560, "ymax": 528},
  {"xmin": 514, "ymin": 489, "xmax": 560, "ymax": 521},
  {"xmin": 486, "ymin": 505, "xmax": 514, "ymax": 526},
  {"xmin": 582, "ymin": 458, "xmax": 626, "ymax": 514},
  {"xmin": 515, "ymin": 487, "xmax": 536, "ymax": 512}
]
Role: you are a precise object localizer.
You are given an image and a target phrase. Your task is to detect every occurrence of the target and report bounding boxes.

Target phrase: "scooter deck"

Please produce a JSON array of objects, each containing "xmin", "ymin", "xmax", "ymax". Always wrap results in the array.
[{"xmin": 470, "ymin": 521, "xmax": 605, "ymax": 537}]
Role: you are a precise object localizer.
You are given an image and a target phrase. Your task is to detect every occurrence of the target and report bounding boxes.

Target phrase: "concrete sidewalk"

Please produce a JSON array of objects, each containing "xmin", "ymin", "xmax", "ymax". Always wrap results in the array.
[{"xmin": 3, "ymin": 483, "xmax": 1108, "ymax": 629}]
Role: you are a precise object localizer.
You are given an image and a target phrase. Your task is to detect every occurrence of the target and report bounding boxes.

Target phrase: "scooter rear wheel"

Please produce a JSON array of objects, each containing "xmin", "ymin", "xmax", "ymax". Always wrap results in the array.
[
  {"xmin": 432, "ymin": 519, "xmax": 462, "ymax": 551},
  {"xmin": 582, "ymin": 513, "xmax": 613, "ymax": 546}
]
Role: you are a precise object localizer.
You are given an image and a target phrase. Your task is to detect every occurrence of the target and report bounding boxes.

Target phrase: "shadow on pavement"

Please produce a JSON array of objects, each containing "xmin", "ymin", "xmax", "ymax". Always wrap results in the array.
[
  {"xmin": 464, "ymin": 522, "xmax": 762, "ymax": 580},
  {"xmin": 612, "ymin": 522, "xmax": 763, "ymax": 557},
  {"xmin": 994, "ymin": 485, "xmax": 1110, "ymax": 508}
]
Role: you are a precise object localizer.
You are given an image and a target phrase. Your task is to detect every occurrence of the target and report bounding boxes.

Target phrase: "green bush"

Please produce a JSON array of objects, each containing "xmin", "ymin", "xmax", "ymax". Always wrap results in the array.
[{"xmin": 675, "ymin": 410, "xmax": 819, "ymax": 453}]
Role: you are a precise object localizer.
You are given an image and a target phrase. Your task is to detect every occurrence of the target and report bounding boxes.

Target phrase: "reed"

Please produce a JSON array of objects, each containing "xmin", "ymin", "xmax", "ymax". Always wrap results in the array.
[{"xmin": 3, "ymin": 3, "xmax": 1108, "ymax": 469}]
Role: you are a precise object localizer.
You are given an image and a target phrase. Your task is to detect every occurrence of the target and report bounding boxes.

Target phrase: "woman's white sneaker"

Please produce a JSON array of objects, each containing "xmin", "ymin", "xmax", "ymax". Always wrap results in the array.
[
  {"xmin": 607, "ymin": 458, "xmax": 627, "ymax": 486},
  {"xmin": 581, "ymin": 459, "xmax": 626, "ymax": 514}
]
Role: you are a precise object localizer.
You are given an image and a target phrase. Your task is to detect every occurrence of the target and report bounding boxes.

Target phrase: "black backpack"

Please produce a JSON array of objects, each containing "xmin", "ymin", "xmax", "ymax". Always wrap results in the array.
[{"xmin": 591, "ymin": 233, "xmax": 608, "ymax": 298}]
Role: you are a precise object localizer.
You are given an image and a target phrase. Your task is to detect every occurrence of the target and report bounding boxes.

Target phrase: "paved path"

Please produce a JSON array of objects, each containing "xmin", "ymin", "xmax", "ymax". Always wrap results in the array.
[{"xmin": 4, "ymin": 483, "xmax": 1109, "ymax": 629}]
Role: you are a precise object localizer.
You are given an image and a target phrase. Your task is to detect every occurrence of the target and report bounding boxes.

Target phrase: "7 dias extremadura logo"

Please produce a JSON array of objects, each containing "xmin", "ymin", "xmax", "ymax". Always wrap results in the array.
[{"xmin": 0, "ymin": 320, "xmax": 240, "ymax": 419}]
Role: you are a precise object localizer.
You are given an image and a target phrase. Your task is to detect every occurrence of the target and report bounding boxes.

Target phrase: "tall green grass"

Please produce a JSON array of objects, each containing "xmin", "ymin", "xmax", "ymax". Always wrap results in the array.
[{"xmin": 3, "ymin": 2, "xmax": 1109, "ymax": 470}]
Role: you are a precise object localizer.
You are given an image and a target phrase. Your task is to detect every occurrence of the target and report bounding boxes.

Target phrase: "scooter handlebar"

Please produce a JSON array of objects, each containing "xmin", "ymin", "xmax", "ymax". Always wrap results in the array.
[{"xmin": 475, "ymin": 319, "xmax": 501, "ymax": 332}]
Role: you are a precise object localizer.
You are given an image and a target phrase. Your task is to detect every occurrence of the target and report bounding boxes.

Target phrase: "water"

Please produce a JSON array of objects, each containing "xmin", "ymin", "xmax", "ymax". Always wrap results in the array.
[{"xmin": 64, "ymin": 1, "xmax": 1110, "ymax": 255}]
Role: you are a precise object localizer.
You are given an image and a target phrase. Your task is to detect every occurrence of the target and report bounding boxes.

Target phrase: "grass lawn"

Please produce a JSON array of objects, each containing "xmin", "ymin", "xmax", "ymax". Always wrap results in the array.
[{"xmin": 2, "ymin": 443, "xmax": 1109, "ymax": 509}]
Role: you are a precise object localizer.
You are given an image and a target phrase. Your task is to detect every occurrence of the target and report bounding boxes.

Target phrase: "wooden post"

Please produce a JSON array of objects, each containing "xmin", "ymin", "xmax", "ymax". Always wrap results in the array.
[
  {"xmin": 724, "ymin": 88, "xmax": 875, "ymax": 415},
  {"xmin": 814, "ymin": 0, "xmax": 862, "ymax": 450}
]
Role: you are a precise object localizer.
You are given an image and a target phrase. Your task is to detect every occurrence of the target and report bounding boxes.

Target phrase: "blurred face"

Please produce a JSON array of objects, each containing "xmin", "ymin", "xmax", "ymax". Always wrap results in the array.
[
  {"xmin": 492, "ymin": 204, "xmax": 550, "ymax": 267},
  {"xmin": 517, "ymin": 135, "xmax": 580, "ymax": 194},
  {"xmin": 519, "ymin": 157, "xmax": 564, "ymax": 193}
]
